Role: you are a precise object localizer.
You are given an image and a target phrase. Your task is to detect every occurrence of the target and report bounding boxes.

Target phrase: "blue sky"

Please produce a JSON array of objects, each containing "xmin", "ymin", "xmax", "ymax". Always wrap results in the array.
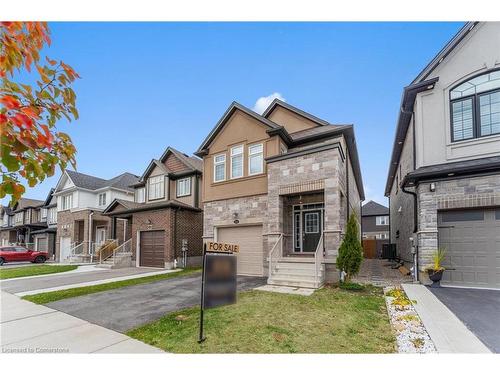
[{"xmin": 5, "ymin": 22, "xmax": 464, "ymax": 205}]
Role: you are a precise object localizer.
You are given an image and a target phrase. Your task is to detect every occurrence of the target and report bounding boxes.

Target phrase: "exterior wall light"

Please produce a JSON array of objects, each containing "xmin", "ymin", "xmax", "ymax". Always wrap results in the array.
[{"xmin": 429, "ymin": 183, "xmax": 436, "ymax": 192}]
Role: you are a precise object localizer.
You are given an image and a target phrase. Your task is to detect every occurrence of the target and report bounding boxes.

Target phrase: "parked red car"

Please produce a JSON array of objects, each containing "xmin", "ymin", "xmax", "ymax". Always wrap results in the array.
[{"xmin": 0, "ymin": 246, "xmax": 48, "ymax": 266}]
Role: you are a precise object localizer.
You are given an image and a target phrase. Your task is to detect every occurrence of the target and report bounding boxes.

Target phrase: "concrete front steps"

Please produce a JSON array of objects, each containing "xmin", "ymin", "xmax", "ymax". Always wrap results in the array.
[
  {"xmin": 268, "ymin": 259, "xmax": 324, "ymax": 289},
  {"xmin": 95, "ymin": 253, "xmax": 133, "ymax": 269}
]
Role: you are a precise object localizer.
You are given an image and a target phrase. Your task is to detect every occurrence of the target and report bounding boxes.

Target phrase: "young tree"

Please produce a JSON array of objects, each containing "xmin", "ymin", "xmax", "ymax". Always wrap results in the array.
[
  {"xmin": 336, "ymin": 213, "xmax": 363, "ymax": 282},
  {"xmin": 1, "ymin": 22, "xmax": 79, "ymax": 203}
]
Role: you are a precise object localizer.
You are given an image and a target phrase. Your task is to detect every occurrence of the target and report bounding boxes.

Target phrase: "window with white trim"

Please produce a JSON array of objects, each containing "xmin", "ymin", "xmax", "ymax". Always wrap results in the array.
[
  {"xmin": 41, "ymin": 208, "xmax": 47, "ymax": 219},
  {"xmin": 14, "ymin": 212, "xmax": 23, "ymax": 224},
  {"xmin": 148, "ymin": 175, "xmax": 165, "ymax": 200},
  {"xmin": 135, "ymin": 187, "xmax": 145, "ymax": 203},
  {"xmin": 48, "ymin": 207, "xmax": 57, "ymax": 224},
  {"xmin": 248, "ymin": 143, "xmax": 264, "ymax": 175},
  {"xmin": 230, "ymin": 145, "xmax": 244, "ymax": 179},
  {"xmin": 98, "ymin": 193, "xmax": 107, "ymax": 206},
  {"xmin": 61, "ymin": 194, "xmax": 73, "ymax": 211},
  {"xmin": 213, "ymin": 154, "xmax": 226, "ymax": 182},
  {"xmin": 376, "ymin": 216, "xmax": 389, "ymax": 226},
  {"xmin": 177, "ymin": 177, "xmax": 191, "ymax": 197}
]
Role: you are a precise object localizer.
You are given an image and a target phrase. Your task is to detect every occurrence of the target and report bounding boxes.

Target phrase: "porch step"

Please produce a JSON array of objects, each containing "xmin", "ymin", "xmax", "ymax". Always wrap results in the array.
[
  {"xmin": 268, "ymin": 258, "xmax": 325, "ymax": 289},
  {"xmin": 276, "ymin": 261, "xmax": 317, "ymax": 271},
  {"xmin": 268, "ymin": 277, "xmax": 322, "ymax": 289},
  {"xmin": 96, "ymin": 252, "xmax": 133, "ymax": 269}
]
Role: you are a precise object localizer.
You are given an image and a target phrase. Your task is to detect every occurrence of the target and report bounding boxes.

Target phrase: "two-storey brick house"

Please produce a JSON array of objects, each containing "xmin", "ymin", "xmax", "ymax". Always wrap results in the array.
[
  {"xmin": 103, "ymin": 147, "xmax": 203, "ymax": 269},
  {"xmin": 53, "ymin": 170, "xmax": 139, "ymax": 262},
  {"xmin": 0, "ymin": 198, "xmax": 47, "ymax": 248},
  {"xmin": 196, "ymin": 99, "xmax": 364, "ymax": 288},
  {"xmin": 386, "ymin": 22, "xmax": 500, "ymax": 288}
]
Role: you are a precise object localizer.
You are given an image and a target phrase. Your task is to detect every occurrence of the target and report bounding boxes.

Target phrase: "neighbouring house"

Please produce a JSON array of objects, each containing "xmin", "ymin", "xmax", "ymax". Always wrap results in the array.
[
  {"xmin": 30, "ymin": 189, "xmax": 58, "ymax": 258},
  {"xmin": 0, "ymin": 198, "xmax": 47, "ymax": 248},
  {"xmin": 195, "ymin": 99, "xmax": 364, "ymax": 288},
  {"xmin": 361, "ymin": 200, "xmax": 389, "ymax": 259},
  {"xmin": 103, "ymin": 147, "xmax": 203, "ymax": 269},
  {"xmin": 385, "ymin": 22, "xmax": 500, "ymax": 288},
  {"xmin": 361, "ymin": 200, "xmax": 389, "ymax": 240},
  {"xmin": 53, "ymin": 170, "xmax": 139, "ymax": 262}
]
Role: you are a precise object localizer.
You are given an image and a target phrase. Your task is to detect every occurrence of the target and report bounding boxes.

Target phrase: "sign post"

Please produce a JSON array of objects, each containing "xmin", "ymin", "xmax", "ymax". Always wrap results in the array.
[{"xmin": 198, "ymin": 241, "xmax": 239, "ymax": 344}]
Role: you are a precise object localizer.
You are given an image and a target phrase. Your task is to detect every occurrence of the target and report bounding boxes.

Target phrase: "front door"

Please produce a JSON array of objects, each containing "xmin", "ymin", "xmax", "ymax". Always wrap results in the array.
[
  {"xmin": 96, "ymin": 227, "xmax": 107, "ymax": 246},
  {"xmin": 302, "ymin": 210, "xmax": 322, "ymax": 252}
]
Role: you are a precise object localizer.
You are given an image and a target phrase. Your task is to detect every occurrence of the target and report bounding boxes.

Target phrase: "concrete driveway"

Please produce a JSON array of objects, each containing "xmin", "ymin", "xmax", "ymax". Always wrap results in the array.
[
  {"xmin": 430, "ymin": 287, "xmax": 500, "ymax": 353},
  {"xmin": 46, "ymin": 274, "xmax": 266, "ymax": 333}
]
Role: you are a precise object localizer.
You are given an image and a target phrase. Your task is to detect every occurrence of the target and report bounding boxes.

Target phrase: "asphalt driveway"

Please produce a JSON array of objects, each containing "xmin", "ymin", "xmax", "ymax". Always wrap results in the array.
[
  {"xmin": 46, "ymin": 274, "xmax": 266, "ymax": 333},
  {"xmin": 430, "ymin": 287, "xmax": 500, "ymax": 353}
]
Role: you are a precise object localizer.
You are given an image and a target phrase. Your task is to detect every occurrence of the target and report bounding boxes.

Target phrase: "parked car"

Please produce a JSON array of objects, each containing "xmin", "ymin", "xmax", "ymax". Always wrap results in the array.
[{"xmin": 0, "ymin": 246, "xmax": 48, "ymax": 266}]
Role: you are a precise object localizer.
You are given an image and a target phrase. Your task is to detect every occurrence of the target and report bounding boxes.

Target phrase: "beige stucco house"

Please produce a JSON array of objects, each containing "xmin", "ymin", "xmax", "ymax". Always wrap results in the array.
[
  {"xmin": 386, "ymin": 22, "xmax": 500, "ymax": 289},
  {"xmin": 196, "ymin": 99, "xmax": 364, "ymax": 288}
]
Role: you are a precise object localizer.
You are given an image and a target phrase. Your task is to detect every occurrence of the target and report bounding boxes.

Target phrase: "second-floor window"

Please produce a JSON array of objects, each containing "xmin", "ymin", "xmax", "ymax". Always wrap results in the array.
[
  {"xmin": 376, "ymin": 216, "xmax": 389, "ymax": 226},
  {"xmin": 451, "ymin": 69, "xmax": 500, "ymax": 142},
  {"xmin": 48, "ymin": 207, "xmax": 57, "ymax": 224},
  {"xmin": 177, "ymin": 177, "xmax": 191, "ymax": 197},
  {"xmin": 248, "ymin": 143, "xmax": 264, "ymax": 175},
  {"xmin": 2, "ymin": 214, "xmax": 8, "ymax": 226},
  {"xmin": 230, "ymin": 145, "xmax": 244, "ymax": 179},
  {"xmin": 14, "ymin": 212, "xmax": 23, "ymax": 224},
  {"xmin": 135, "ymin": 187, "xmax": 145, "ymax": 203},
  {"xmin": 213, "ymin": 154, "xmax": 226, "ymax": 182},
  {"xmin": 98, "ymin": 193, "xmax": 107, "ymax": 206},
  {"xmin": 61, "ymin": 194, "xmax": 73, "ymax": 210},
  {"xmin": 41, "ymin": 208, "xmax": 47, "ymax": 220},
  {"xmin": 148, "ymin": 175, "xmax": 164, "ymax": 200}
]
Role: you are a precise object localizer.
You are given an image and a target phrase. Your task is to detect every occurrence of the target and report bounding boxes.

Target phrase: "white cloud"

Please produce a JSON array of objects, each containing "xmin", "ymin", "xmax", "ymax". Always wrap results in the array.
[
  {"xmin": 363, "ymin": 185, "xmax": 388, "ymax": 206},
  {"xmin": 253, "ymin": 92, "xmax": 286, "ymax": 114}
]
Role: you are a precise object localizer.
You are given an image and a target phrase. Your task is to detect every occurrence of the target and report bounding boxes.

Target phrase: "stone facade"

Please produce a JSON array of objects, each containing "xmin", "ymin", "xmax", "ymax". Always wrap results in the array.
[
  {"xmin": 132, "ymin": 208, "xmax": 203, "ymax": 268},
  {"xmin": 415, "ymin": 174, "xmax": 500, "ymax": 283}
]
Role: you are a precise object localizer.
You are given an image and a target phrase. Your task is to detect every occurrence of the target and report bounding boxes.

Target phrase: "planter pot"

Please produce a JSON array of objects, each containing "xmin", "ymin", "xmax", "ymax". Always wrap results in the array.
[{"xmin": 427, "ymin": 269, "xmax": 444, "ymax": 288}]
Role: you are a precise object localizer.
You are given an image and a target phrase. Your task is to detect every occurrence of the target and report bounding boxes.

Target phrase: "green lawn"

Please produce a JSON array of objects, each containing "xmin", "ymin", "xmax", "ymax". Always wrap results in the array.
[
  {"xmin": 23, "ymin": 268, "xmax": 201, "ymax": 304},
  {"xmin": 128, "ymin": 285, "xmax": 396, "ymax": 353},
  {"xmin": 0, "ymin": 265, "xmax": 78, "ymax": 280}
]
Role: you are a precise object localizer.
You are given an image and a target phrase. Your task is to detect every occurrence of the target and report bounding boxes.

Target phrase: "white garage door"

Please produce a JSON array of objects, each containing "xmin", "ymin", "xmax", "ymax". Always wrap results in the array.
[
  {"xmin": 438, "ymin": 208, "xmax": 500, "ymax": 289},
  {"xmin": 217, "ymin": 225, "xmax": 264, "ymax": 276},
  {"xmin": 59, "ymin": 236, "xmax": 72, "ymax": 262}
]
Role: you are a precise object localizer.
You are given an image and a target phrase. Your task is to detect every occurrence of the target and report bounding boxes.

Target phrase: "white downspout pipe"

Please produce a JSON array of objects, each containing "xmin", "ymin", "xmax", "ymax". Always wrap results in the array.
[{"xmin": 88, "ymin": 211, "xmax": 94, "ymax": 255}]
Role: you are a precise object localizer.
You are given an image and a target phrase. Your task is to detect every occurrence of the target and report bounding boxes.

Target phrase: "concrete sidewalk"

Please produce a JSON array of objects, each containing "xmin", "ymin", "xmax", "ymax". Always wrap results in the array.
[
  {"xmin": 402, "ymin": 284, "xmax": 491, "ymax": 353},
  {"xmin": 0, "ymin": 291, "xmax": 163, "ymax": 353}
]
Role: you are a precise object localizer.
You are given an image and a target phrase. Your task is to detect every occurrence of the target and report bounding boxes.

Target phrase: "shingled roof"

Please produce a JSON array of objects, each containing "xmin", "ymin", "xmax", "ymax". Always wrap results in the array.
[
  {"xmin": 65, "ymin": 170, "xmax": 139, "ymax": 192},
  {"xmin": 362, "ymin": 200, "xmax": 389, "ymax": 216}
]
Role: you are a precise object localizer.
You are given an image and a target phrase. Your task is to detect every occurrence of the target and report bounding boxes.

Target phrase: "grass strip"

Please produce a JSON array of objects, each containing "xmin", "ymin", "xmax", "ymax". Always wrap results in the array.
[{"xmin": 0, "ymin": 265, "xmax": 78, "ymax": 280}]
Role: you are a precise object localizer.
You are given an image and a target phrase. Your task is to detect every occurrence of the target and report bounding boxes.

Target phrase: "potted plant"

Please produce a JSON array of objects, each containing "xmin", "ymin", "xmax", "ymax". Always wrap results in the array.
[{"xmin": 425, "ymin": 248, "xmax": 446, "ymax": 288}]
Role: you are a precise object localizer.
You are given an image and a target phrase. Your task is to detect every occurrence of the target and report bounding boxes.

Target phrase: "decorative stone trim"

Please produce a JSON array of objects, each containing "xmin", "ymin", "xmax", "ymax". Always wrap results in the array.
[
  {"xmin": 436, "ymin": 192, "xmax": 500, "ymax": 210},
  {"xmin": 278, "ymin": 179, "xmax": 324, "ymax": 195}
]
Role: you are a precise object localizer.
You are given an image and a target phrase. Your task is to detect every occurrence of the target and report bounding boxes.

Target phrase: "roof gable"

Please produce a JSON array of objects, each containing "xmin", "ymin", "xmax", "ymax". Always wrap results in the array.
[
  {"xmin": 195, "ymin": 102, "xmax": 280, "ymax": 156},
  {"xmin": 362, "ymin": 200, "xmax": 389, "ymax": 216},
  {"xmin": 263, "ymin": 99, "xmax": 329, "ymax": 127}
]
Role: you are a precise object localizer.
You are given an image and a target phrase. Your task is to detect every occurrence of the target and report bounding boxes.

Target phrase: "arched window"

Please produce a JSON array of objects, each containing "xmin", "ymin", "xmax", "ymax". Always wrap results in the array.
[{"xmin": 450, "ymin": 69, "xmax": 500, "ymax": 141}]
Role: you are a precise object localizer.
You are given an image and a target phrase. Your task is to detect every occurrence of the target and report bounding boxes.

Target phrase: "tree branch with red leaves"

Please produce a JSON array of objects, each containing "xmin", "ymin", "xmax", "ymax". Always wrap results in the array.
[{"xmin": 0, "ymin": 22, "xmax": 80, "ymax": 203}]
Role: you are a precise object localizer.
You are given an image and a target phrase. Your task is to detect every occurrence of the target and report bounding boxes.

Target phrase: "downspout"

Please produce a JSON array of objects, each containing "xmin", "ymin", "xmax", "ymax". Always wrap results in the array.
[
  {"xmin": 88, "ymin": 211, "xmax": 94, "ymax": 254},
  {"xmin": 346, "ymin": 151, "xmax": 350, "ymax": 219},
  {"xmin": 172, "ymin": 208, "xmax": 179, "ymax": 268}
]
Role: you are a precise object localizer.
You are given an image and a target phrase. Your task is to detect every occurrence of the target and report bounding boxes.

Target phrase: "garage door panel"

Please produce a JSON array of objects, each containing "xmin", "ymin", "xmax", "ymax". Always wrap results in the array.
[
  {"xmin": 140, "ymin": 230, "xmax": 165, "ymax": 268},
  {"xmin": 217, "ymin": 225, "xmax": 263, "ymax": 276},
  {"xmin": 438, "ymin": 208, "xmax": 500, "ymax": 289}
]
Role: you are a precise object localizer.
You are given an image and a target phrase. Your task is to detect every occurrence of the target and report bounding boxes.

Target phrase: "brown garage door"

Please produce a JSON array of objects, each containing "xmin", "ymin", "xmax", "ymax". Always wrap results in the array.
[
  {"xmin": 438, "ymin": 208, "xmax": 500, "ymax": 289},
  {"xmin": 140, "ymin": 230, "xmax": 165, "ymax": 268},
  {"xmin": 217, "ymin": 225, "xmax": 263, "ymax": 276}
]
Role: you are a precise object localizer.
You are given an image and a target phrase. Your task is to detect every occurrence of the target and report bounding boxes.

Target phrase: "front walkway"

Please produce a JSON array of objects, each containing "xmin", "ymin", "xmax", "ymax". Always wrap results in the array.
[
  {"xmin": 402, "ymin": 284, "xmax": 490, "ymax": 353},
  {"xmin": 353, "ymin": 259, "xmax": 412, "ymax": 286},
  {"xmin": 0, "ymin": 291, "xmax": 162, "ymax": 353}
]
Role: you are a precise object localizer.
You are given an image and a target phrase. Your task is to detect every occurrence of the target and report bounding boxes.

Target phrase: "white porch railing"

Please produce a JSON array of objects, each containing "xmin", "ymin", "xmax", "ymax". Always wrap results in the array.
[
  {"xmin": 268, "ymin": 233, "xmax": 283, "ymax": 279},
  {"xmin": 314, "ymin": 232, "xmax": 325, "ymax": 286},
  {"xmin": 68, "ymin": 242, "xmax": 86, "ymax": 263},
  {"xmin": 110, "ymin": 238, "xmax": 132, "ymax": 265}
]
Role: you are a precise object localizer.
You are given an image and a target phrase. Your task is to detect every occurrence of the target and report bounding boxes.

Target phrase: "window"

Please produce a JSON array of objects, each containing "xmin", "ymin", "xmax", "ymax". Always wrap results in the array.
[
  {"xmin": 135, "ymin": 187, "xmax": 145, "ymax": 203},
  {"xmin": 304, "ymin": 213, "xmax": 320, "ymax": 233},
  {"xmin": 61, "ymin": 194, "xmax": 73, "ymax": 210},
  {"xmin": 148, "ymin": 175, "xmax": 164, "ymax": 200},
  {"xmin": 48, "ymin": 207, "xmax": 57, "ymax": 224},
  {"xmin": 376, "ymin": 216, "xmax": 389, "ymax": 226},
  {"xmin": 441, "ymin": 210, "xmax": 484, "ymax": 222},
  {"xmin": 450, "ymin": 70, "xmax": 500, "ymax": 141},
  {"xmin": 14, "ymin": 212, "xmax": 23, "ymax": 224},
  {"xmin": 230, "ymin": 145, "xmax": 244, "ymax": 179},
  {"xmin": 376, "ymin": 233, "xmax": 388, "ymax": 240},
  {"xmin": 41, "ymin": 208, "xmax": 47, "ymax": 219},
  {"xmin": 98, "ymin": 193, "xmax": 106, "ymax": 206},
  {"xmin": 177, "ymin": 177, "xmax": 191, "ymax": 197},
  {"xmin": 248, "ymin": 143, "xmax": 264, "ymax": 175},
  {"xmin": 213, "ymin": 154, "xmax": 226, "ymax": 182}
]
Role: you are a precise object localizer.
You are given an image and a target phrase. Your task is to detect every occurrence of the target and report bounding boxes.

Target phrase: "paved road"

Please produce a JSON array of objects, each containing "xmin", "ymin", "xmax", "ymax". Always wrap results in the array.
[
  {"xmin": 47, "ymin": 274, "xmax": 266, "ymax": 332},
  {"xmin": 0, "ymin": 267, "xmax": 162, "ymax": 294},
  {"xmin": 430, "ymin": 287, "xmax": 500, "ymax": 353}
]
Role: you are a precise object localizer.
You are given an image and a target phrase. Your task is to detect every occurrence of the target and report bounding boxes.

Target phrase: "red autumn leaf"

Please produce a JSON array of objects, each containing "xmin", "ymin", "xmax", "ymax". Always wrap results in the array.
[{"xmin": 0, "ymin": 95, "xmax": 21, "ymax": 109}]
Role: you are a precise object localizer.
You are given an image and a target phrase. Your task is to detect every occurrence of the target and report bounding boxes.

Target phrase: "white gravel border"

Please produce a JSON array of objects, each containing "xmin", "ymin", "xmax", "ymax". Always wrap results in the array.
[{"xmin": 384, "ymin": 286, "xmax": 437, "ymax": 353}]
